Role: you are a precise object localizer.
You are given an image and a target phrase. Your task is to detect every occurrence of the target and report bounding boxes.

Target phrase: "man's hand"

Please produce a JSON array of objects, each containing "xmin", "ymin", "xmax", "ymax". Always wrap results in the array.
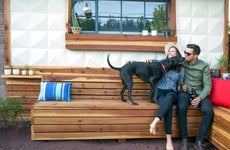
[{"xmin": 191, "ymin": 97, "xmax": 202, "ymax": 107}]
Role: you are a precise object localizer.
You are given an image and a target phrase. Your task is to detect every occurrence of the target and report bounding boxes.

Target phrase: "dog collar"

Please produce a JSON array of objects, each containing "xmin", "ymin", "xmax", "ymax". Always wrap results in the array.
[{"xmin": 160, "ymin": 62, "xmax": 166, "ymax": 73}]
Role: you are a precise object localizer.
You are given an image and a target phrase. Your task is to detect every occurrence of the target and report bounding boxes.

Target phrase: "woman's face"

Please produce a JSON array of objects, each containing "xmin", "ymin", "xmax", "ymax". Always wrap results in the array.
[{"xmin": 167, "ymin": 47, "xmax": 177, "ymax": 58}]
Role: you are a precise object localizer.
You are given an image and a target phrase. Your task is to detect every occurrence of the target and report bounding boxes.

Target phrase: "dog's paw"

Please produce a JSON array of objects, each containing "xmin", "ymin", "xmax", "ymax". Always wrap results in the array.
[
  {"xmin": 122, "ymin": 99, "xmax": 127, "ymax": 102},
  {"xmin": 149, "ymin": 99, "xmax": 155, "ymax": 103},
  {"xmin": 132, "ymin": 102, "xmax": 139, "ymax": 105}
]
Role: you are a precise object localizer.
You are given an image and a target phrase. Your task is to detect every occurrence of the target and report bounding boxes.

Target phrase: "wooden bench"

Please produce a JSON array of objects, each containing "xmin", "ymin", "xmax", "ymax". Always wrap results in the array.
[
  {"xmin": 208, "ymin": 106, "xmax": 230, "ymax": 150},
  {"xmin": 30, "ymin": 72, "xmax": 202, "ymax": 141}
]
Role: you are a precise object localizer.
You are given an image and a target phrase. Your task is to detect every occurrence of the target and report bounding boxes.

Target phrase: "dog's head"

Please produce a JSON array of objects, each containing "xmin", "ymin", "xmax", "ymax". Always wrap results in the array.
[{"xmin": 160, "ymin": 56, "xmax": 185, "ymax": 72}]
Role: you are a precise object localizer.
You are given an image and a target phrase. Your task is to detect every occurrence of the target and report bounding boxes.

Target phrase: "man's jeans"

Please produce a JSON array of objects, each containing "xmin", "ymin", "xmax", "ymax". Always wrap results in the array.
[{"xmin": 177, "ymin": 92, "xmax": 214, "ymax": 141}]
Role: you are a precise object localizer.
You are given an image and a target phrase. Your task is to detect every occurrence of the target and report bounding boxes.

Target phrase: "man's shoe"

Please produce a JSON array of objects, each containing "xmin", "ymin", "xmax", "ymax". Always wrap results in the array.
[
  {"xmin": 194, "ymin": 140, "xmax": 205, "ymax": 150},
  {"xmin": 179, "ymin": 138, "xmax": 188, "ymax": 150}
]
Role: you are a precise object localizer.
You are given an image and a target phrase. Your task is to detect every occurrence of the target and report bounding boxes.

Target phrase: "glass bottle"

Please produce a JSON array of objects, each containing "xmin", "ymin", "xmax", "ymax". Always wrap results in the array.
[{"xmin": 190, "ymin": 88, "xmax": 196, "ymax": 101}]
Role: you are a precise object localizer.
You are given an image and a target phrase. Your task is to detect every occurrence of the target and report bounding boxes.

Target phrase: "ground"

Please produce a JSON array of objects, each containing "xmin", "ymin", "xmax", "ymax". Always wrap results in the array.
[{"xmin": 0, "ymin": 125, "xmax": 218, "ymax": 150}]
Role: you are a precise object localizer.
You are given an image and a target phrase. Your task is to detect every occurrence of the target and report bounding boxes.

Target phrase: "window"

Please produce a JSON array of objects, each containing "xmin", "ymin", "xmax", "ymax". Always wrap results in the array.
[
  {"xmin": 72, "ymin": 0, "xmax": 170, "ymax": 36},
  {"xmin": 65, "ymin": 0, "xmax": 177, "ymax": 51}
]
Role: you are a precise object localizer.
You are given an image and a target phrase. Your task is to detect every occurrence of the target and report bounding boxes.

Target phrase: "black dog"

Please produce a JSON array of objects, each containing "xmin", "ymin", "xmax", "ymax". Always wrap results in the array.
[{"xmin": 107, "ymin": 54, "xmax": 184, "ymax": 105}]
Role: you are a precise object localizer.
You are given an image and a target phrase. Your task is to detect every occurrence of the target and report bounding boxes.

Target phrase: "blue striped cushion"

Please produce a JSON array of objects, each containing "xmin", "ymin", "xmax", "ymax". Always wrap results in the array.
[{"xmin": 38, "ymin": 82, "xmax": 72, "ymax": 102}]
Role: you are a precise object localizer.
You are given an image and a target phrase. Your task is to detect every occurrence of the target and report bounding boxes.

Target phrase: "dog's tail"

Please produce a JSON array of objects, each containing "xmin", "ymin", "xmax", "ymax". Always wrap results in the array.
[{"xmin": 107, "ymin": 54, "xmax": 121, "ymax": 71}]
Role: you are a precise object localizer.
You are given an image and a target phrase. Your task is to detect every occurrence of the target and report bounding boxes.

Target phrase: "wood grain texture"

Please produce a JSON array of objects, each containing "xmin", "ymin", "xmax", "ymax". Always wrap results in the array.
[{"xmin": 207, "ymin": 106, "xmax": 230, "ymax": 150}]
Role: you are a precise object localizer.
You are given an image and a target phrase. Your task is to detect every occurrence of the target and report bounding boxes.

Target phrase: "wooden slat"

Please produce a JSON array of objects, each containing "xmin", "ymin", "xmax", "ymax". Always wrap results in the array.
[
  {"xmin": 65, "ymin": 34, "xmax": 177, "ymax": 52},
  {"xmin": 33, "ymin": 124, "xmax": 200, "ymax": 133},
  {"xmin": 31, "ymin": 108, "xmax": 201, "ymax": 117},
  {"xmin": 1, "ymin": 75, "xmax": 42, "ymax": 79},
  {"xmin": 207, "ymin": 106, "xmax": 230, "ymax": 150},
  {"xmin": 32, "ymin": 109, "xmax": 157, "ymax": 117},
  {"xmin": 208, "ymin": 123, "xmax": 230, "ymax": 149},
  {"xmin": 32, "ymin": 116, "xmax": 201, "ymax": 125},
  {"xmin": 31, "ymin": 130, "xmax": 199, "ymax": 141},
  {"xmin": 4, "ymin": 0, "xmax": 11, "ymax": 65}
]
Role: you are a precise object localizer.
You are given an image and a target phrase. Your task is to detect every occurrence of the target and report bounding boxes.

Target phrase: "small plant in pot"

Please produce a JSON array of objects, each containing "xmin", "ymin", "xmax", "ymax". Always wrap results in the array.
[
  {"xmin": 71, "ymin": 7, "xmax": 82, "ymax": 34},
  {"xmin": 21, "ymin": 64, "xmax": 28, "ymax": 75},
  {"xmin": 142, "ymin": 24, "xmax": 148, "ymax": 36},
  {"xmin": 4, "ymin": 65, "xmax": 12, "ymax": 75},
  {"xmin": 12, "ymin": 66, "xmax": 20, "ymax": 75},
  {"xmin": 150, "ymin": 23, "xmax": 157, "ymax": 36},
  {"xmin": 217, "ymin": 54, "xmax": 228, "ymax": 78},
  {"xmin": 29, "ymin": 68, "xmax": 35, "ymax": 75}
]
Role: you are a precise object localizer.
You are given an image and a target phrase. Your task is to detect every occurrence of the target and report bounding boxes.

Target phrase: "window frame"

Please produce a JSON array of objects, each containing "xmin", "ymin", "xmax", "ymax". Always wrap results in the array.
[{"xmin": 65, "ymin": 0, "xmax": 177, "ymax": 52}]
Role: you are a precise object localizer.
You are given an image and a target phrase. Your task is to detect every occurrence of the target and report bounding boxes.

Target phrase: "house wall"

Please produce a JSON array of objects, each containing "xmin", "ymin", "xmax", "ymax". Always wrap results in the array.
[
  {"xmin": 8, "ymin": 0, "xmax": 225, "ymax": 68},
  {"xmin": 0, "ymin": 0, "xmax": 5, "ymax": 99}
]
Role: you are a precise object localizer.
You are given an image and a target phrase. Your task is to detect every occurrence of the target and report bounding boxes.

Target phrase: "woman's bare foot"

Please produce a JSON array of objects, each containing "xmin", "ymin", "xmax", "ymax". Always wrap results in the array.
[
  {"xmin": 166, "ymin": 143, "xmax": 174, "ymax": 150},
  {"xmin": 166, "ymin": 134, "xmax": 174, "ymax": 150},
  {"xmin": 149, "ymin": 117, "xmax": 160, "ymax": 135}
]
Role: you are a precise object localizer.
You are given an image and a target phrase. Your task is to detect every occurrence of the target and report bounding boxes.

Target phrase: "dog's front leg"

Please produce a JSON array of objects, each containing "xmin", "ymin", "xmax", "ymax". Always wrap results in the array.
[
  {"xmin": 149, "ymin": 77, "xmax": 158, "ymax": 103},
  {"xmin": 148, "ymin": 85, "xmax": 155, "ymax": 103}
]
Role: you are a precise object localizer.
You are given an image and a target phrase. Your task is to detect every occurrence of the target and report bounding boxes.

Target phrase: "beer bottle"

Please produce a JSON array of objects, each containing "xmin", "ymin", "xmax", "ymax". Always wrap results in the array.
[{"xmin": 190, "ymin": 88, "xmax": 196, "ymax": 101}]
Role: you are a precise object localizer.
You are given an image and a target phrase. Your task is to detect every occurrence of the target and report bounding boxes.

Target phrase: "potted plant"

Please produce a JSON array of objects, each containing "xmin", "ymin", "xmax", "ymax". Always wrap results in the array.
[
  {"xmin": 83, "ymin": 2, "xmax": 92, "ymax": 18},
  {"xmin": 71, "ymin": 7, "xmax": 82, "ymax": 34},
  {"xmin": 159, "ymin": 25, "xmax": 174, "ymax": 37},
  {"xmin": 21, "ymin": 64, "xmax": 28, "ymax": 75},
  {"xmin": 217, "ymin": 54, "xmax": 228, "ymax": 77},
  {"xmin": 29, "ymin": 68, "xmax": 35, "ymax": 75},
  {"xmin": 12, "ymin": 66, "xmax": 20, "ymax": 75},
  {"xmin": 4, "ymin": 65, "xmax": 12, "ymax": 75},
  {"xmin": 150, "ymin": 23, "xmax": 157, "ymax": 36},
  {"xmin": 142, "ymin": 24, "xmax": 148, "ymax": 36}
]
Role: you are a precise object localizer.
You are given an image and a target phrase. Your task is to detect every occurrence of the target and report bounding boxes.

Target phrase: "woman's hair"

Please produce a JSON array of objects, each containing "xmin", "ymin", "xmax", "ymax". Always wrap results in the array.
[{"xmin": 166, "ymin": 46, "xmax": 182, "ymax": 58}]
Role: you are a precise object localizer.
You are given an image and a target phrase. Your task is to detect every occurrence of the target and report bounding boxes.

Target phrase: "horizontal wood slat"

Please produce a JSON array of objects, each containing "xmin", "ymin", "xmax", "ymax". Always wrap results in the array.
[
  {"xmin": 32, "ymin": 131, "xmax": 199, "ymax": 141},
  {"xmin": 33, "ymin": 124, "xmax": 200, "ymax": 133},
  {"xmin": 65, "ymin": 34, "xmax": 177, "ymax": 52}
]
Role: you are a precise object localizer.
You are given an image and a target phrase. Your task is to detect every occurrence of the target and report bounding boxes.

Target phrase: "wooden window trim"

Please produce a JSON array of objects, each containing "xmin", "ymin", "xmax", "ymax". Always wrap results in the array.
[{"xmin": 65, "ymin": 0, "xmax": 177, "ymax": 52}]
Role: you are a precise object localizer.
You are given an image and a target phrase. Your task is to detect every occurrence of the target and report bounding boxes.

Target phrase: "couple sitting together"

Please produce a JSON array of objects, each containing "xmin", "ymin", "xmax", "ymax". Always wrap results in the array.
[{"xmin": 129, "ymin": 43, "xmax": 214, "ymax": 150}]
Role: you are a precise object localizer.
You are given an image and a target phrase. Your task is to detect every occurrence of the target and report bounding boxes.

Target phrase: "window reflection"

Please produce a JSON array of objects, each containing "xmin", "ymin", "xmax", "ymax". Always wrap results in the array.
[{"xmin": 73, "ymin": 0, "xmax": 169, "ymax": 35}]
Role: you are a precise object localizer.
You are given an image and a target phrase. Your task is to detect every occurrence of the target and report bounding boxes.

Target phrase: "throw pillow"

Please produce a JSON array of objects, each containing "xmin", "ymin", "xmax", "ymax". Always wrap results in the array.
[
  {"xmin": 210, "ymin": 78, "xmax": 230, "ymax": 108},
  {"xmin": 38, "ymin": 82, "xmax": 72, "ymax": 102}
]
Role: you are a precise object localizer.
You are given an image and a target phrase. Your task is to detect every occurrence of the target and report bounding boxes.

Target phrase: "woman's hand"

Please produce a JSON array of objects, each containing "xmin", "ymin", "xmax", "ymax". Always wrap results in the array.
[
  {"xmin": 181, "ymin": 83, "xmax": 186, "ymax": 92},
  {"xmin": 126, "ymin": 60, "xmax": 135, "ymax": 64},
  {"xmin": 145, "ymin": 59, "xmax": 152, "ymax": 63}
]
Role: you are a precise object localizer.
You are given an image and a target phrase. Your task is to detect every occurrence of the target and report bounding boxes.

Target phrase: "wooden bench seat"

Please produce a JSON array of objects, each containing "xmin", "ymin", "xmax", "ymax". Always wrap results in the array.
[
  {"xmin": 208, "ymin": 106, "xmax": 230, "ymax": 150},
  {"xmin": 31, "ymin": 73, "xmax": 202, "ymax": 141}
]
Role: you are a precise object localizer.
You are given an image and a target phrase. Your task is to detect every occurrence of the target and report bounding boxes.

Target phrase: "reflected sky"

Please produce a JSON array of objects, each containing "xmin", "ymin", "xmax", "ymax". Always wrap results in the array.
[{"xmin": 75, "ymin": 1, "xmax": 164, "ymax": 18}]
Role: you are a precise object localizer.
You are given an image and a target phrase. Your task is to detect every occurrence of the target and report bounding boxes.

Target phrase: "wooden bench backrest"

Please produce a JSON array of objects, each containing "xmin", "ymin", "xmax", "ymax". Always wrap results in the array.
[{"xmin": 41, "ymin": 73, "xmax": 150, "ymax": 101}]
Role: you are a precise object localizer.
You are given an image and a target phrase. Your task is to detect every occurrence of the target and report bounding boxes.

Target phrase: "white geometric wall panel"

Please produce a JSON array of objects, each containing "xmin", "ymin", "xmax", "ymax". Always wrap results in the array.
[
  {"xmin": 10, "ymin": 0, "xmax": 225, "ymax": 68},
  {"xmin": 177, "ymin": 0, "xmax": 225, "ymax": 68}
]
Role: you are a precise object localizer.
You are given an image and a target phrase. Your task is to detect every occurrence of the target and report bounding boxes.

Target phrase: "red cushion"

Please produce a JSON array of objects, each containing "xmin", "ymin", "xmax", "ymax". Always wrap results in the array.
[{"xmin": 210, "ymin": 78, "xmax": 230, "ymax": 108}]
